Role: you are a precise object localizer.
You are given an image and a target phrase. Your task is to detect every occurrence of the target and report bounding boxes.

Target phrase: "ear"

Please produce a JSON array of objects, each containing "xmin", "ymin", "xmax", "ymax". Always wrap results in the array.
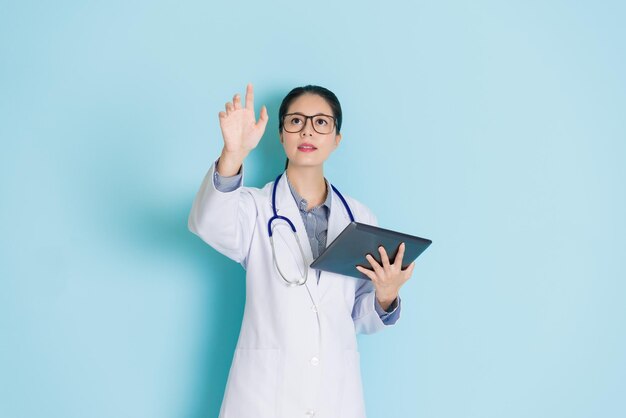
[
  {"xmin": 279, "ymin": 132, "xmax": 284, "ymax": 144},
  {"xmin": 335, "ymin": 133, "xmax": 342, "ymax": 147}
]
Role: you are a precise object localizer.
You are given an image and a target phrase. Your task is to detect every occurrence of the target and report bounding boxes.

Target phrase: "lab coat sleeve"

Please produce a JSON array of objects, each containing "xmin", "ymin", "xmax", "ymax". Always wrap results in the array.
[
  {"xmin": 188, "ymin": 158, "xmax": 258, "ymax": 267},
  {"xmin": 352, "ymin": 209, "xmax": 402, "ymax": 334}
]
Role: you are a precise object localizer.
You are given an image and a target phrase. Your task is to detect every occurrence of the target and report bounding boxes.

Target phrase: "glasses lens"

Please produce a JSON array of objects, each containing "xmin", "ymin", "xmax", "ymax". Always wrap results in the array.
[
  {"xmin": 312, "ymin": 116, "xmax": 334, "ymax": 134},
  {"xmin": 284, "ymin": 115, "xmax": 304, "ymax": 133}
]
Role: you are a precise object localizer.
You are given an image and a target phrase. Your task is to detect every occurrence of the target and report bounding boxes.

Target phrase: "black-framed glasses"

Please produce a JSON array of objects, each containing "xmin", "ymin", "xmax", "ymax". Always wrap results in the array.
[{"xmin": 282, "ymin": 113, "xmax": 336, "ymax": 135}]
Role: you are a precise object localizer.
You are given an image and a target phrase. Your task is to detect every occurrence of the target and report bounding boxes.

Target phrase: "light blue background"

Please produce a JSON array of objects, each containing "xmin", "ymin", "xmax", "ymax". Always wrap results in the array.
[{"xmin": 1, "ymin": 1, "xmax": 624, "ymax": 417}]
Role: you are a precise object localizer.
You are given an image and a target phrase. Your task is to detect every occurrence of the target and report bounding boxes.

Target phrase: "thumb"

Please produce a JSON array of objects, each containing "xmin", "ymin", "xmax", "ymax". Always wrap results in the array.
[{"xmin": 256, "ymin": 105, "xmax": 269, "ymax": 130}]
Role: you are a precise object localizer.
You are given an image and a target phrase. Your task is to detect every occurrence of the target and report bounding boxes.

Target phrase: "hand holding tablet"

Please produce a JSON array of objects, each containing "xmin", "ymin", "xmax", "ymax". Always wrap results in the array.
[{"xmin": 309, "ymin": 222, "xmax": 432, "ymax": 280}]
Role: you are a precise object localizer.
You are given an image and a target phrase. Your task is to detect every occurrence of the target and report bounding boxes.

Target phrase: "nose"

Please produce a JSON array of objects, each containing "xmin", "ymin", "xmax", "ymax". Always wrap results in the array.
[{"xmin": 300, "ymin": 117, "xmax": 314, "ymax": 136}]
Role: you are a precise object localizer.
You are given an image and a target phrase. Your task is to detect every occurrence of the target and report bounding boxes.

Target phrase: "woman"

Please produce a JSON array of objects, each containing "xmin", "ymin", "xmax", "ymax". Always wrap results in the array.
[{"xmin": 188, "ymin": 83, "xmax": 415, "ymax": 418}]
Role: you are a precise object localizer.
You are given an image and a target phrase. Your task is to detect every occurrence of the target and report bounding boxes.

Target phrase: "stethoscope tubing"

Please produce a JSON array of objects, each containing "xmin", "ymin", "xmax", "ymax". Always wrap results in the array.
[{"xmin": 267, "ymin": 172, "xmax": 354, "ymax": 286}]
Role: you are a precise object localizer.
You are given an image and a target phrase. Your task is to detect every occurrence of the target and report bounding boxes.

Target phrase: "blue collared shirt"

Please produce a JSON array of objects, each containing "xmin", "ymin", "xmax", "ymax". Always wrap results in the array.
[{"xmin": 213, "ymin": 158, "xmax": 400, "ymax": 323}]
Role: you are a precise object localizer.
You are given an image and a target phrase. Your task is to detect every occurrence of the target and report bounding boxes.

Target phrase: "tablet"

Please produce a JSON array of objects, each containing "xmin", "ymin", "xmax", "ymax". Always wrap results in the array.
[{"xmin": 310, "ymin": 222, "xmax": 432, "ymax": 280}]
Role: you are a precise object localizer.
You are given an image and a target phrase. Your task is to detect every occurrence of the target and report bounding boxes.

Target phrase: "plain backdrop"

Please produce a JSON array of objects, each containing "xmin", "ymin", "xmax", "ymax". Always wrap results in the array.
[{"xmin": 1, "ymin": 1, "xmax": 625, "ymax": 417}]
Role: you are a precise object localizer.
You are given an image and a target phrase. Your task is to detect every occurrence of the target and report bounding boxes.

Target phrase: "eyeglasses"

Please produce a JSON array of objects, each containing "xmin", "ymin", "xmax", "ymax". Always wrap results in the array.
[{"xmin": 282, "ymin": 113, "xmax": 336, "ymax": 135}]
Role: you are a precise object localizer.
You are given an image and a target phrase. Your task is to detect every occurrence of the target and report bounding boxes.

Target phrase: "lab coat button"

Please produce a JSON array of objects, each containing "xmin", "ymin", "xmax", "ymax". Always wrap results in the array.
[
  {"xmin": 311, "ymin": 305, "xmax": 318, "ymax": 313},
  {"xmin": 310, "ymin": 356, "xmax": 320, "ymax": 366},
  {"xmin": 305, "ymin": 410, "xmax": 316, "ymax": 416}
]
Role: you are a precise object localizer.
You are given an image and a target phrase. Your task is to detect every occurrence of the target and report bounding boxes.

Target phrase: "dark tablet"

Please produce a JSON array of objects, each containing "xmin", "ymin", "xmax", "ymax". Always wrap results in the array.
[{"xmin": 310, "ymin": 222, "xmax": 432, "ymax": 280}]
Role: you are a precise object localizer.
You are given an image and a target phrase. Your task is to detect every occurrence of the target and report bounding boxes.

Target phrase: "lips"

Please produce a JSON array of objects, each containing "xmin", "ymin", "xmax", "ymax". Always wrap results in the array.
[{"xmin": 298, "ymin": 143, "xmax": 317, "ymax": 151}]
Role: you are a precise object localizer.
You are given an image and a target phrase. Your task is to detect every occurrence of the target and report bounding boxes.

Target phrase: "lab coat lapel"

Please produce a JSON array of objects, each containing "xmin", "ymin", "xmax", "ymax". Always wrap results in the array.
[
  {"xmin": 272, "ymin": 171, "xmax": 320, "ymax": 303},
  {"xmin": 318, "ymin": 184, "xmax": 353, "ymax": 301}
]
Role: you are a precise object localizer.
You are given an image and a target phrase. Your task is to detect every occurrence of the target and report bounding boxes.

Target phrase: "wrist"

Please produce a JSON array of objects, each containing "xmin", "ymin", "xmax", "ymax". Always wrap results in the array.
[
  {"xmin": 218, "ymin": 149, "xmax": 247, "ymax": 176},
  {"xmin": 376, "ymin": 292, "xmax": 398, "ymax": 311}
]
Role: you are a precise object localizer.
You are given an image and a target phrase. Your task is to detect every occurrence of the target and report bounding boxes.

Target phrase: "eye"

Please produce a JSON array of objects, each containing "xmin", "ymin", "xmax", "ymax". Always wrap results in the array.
[
  {"xmin": 315, "ymin": 118, "xmax": 328, "ymax": 126},
  {"xmin": 289, "ymin": 116, "xmax": 302, "ymax": 125}
]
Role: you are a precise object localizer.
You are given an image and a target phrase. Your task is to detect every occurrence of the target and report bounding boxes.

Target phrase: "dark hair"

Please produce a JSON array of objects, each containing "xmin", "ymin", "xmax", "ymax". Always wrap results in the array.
[{"xmin": 279, "ymin": 85, "xmax": 342, "ymax": 170}]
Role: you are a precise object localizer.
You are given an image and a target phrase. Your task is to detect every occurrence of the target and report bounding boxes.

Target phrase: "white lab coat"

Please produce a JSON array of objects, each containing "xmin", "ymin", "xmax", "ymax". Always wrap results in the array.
[{"xmin": 188, "ymin": 160, "xmax": 399, "ymax": 418}]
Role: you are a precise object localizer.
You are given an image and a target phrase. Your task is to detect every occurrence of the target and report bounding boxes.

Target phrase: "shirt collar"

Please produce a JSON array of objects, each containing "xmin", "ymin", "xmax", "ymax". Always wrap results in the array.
[{"xmin": 285, "ymin": 174, "xmax": 332, "ymax": 213}]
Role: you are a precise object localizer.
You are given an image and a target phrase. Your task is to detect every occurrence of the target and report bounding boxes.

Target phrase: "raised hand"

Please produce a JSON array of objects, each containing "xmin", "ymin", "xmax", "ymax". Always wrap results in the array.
[{"xmin": 219, "ymin": 83, "xmax": 269, "ymax": 157}]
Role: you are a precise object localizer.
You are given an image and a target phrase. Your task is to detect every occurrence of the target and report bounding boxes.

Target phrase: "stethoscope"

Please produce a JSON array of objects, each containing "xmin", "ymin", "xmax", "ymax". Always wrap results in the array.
[{"xmin": 267, "ymin": 172, "xmax": 355, "ymax": 287}]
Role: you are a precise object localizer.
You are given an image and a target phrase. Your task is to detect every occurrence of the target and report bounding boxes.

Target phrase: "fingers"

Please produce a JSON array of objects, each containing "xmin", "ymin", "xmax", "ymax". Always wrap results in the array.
[
  {"xmin": 256, "ymin": 105, "xmax": 269, "ymax": 130},
  {"xmin": 365, "ymin": 254, "xmax": 384, "ymax": 278},
  {"xmin": 378, "ymin": 246, "xmax": 390, "ymax": 268},
  {"xmin": 222, "ymin": 85, "xmax": 265, "ymax": 128},
  {"xmin": 393, "ymin": 242, "xmax": 406, "ymax": 268},
  {"xmin": 233, "ymin": 93, "xmax": 242, "ymax": 110},
  {"xmin": 245, "ymin": 83, "xmax": 254, "ymax": 110},
  {"xmin": 224, "ymin": 84, "xmax": 255, "ymax": 113},
  {"xmin": 406, "ymin": 261, "xmax": 416, "ymax": 275},
  {"xmin": 355, "ymin": 265, "xmax": 376, "ymax": 280},
  {"xmin": 225, "ymin": 101, "xmax": 234, "ymax": 114}
]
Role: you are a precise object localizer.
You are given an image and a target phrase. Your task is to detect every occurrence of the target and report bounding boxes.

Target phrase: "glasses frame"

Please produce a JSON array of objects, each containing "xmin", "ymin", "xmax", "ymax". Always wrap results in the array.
[{"xmin": 282, "ymin": 113, "xmax": 337, "ymax": 135}]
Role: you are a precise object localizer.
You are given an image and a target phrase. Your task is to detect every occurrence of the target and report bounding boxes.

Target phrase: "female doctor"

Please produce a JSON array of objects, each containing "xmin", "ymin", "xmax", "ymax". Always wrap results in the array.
[{"xmin": 188, "ymin": 83, "xmax": 416, "ymax": 418}]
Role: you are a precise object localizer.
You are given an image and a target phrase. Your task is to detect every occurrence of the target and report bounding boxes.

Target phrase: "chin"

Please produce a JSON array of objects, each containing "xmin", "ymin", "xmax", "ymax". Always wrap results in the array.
[{"xmin": 290, "ymin": 159, "xmax": 325, "ymax": 168}]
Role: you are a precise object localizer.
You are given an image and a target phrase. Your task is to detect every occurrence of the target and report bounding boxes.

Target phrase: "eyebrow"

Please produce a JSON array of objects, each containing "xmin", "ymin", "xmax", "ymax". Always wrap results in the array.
[{"xmin": 286, "ymin": 112, "xmax": 334, "ymax": 117}]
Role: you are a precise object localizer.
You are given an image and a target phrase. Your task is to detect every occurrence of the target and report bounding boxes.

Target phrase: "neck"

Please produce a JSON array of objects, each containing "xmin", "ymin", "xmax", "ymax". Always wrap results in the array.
[{"xmin": 285, "ymin": 164, "xmax": 327, "ymax": 209}]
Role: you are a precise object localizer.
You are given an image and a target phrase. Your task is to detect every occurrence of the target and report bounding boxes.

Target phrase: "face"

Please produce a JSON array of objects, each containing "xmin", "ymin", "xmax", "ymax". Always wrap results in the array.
[{"xmin": 280, "ymin": 93, "xmax": 342, "ymax": 169}]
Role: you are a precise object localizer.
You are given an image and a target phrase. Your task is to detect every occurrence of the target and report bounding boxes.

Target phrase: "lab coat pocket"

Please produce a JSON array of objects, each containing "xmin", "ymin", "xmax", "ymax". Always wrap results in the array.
[
  {"xmin": 221, "ymin": 348, "xmax": 280, "ymax": 418},
  {"xmin": 340, "ymin": 349, "xmax": 367, "ymax": 418}
]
